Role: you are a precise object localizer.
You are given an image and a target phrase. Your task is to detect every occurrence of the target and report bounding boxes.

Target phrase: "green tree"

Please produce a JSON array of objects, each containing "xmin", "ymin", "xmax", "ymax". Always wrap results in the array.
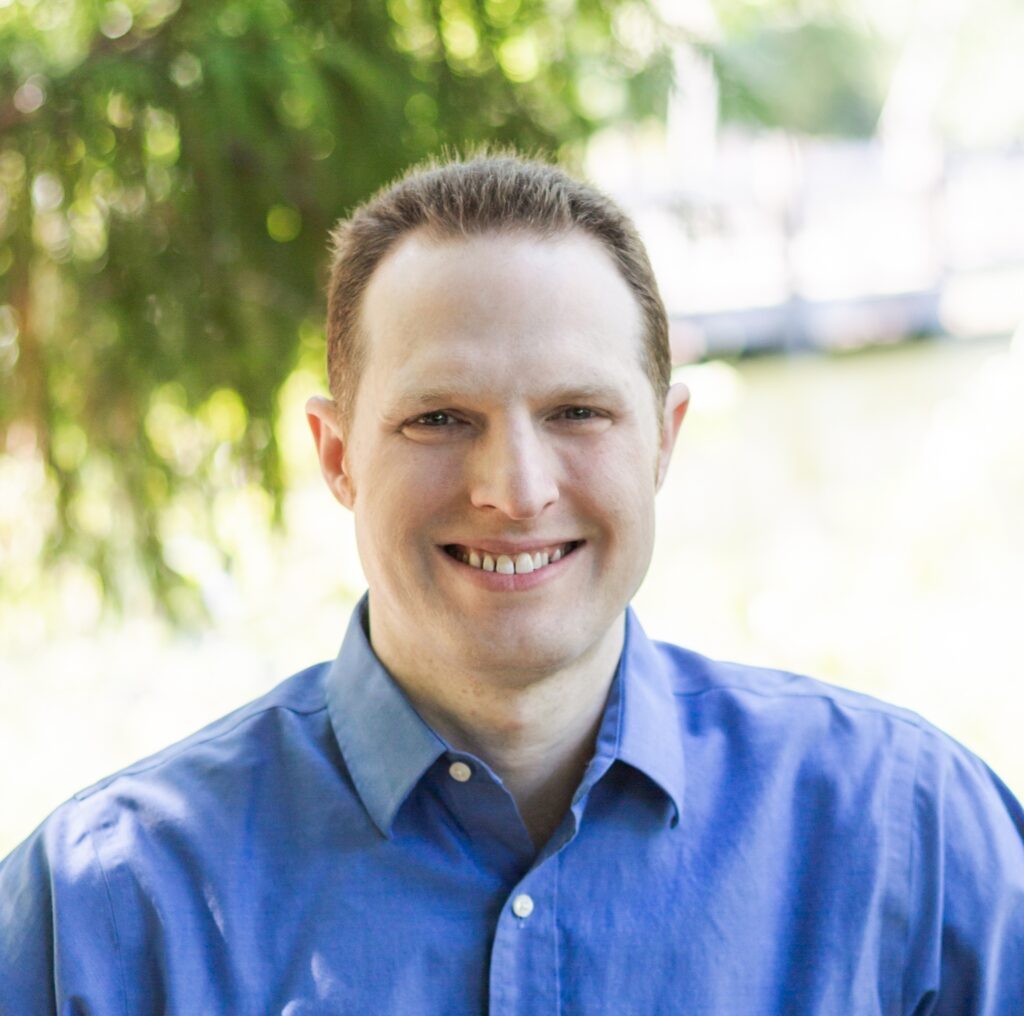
[
  {"xmin": 0, "ymin": 0, "xmax": 673, "ymax": 618},
  {"xmin": 1, "ymin": 0, "xmax": 896, "ymax": 623},
  {"xmin": 712, "ymin": 17, "xmax": 889, "ymax": 138}
]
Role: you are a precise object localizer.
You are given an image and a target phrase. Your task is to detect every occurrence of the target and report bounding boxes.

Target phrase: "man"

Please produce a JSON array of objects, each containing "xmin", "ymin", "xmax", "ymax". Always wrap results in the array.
[{"xmin": 1, "ymin": 154, "xmax": 1022, "ymax": 1014}]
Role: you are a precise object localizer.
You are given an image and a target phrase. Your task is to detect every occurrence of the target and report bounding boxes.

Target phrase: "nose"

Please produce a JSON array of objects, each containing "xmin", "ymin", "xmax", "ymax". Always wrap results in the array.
[{"xmin": 469, "ymin": 418, "xmax": 559, "ymax": 520}]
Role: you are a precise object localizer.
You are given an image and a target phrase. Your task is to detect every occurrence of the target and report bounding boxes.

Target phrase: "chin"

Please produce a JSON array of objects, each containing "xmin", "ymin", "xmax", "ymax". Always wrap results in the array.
[{"xmin": 454, "ymin": 614, "xmax": 604, "ymax": 676}]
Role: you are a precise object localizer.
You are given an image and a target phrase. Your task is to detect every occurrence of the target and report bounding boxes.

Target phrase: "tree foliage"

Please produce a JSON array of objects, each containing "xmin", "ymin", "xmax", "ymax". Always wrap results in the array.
[
  {"xmin": 0, "ymin": 0, "xmax": 893, "ymax": 622},
  {"xmin": 0, "ymin": 0, "xmax": 673, "ymax": 618},
  {"xmin": 711, "ymin": 16, "xmax": 889, "ymax": 138}
]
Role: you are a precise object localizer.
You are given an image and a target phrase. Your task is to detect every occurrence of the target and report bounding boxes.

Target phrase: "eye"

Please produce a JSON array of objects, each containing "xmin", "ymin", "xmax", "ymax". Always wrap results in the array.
[
  {"xmin": 411, "ymin": 411, "xmax": 459, "ymax": 427},
  {"xmin": 400, "ymin": 410, "xmax": 472, "ymax": 440},
  {"xmin": 556, "ymin": 406, "xmax": 600, "ymax": 421},
  {"xmin": 548, "ymin": 405, "xmax": 612, "ymax": 433}
]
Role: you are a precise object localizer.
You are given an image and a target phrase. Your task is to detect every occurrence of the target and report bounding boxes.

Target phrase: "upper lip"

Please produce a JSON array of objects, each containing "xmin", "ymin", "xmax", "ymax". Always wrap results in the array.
[{"xmin": 441, "ymin": 539, "xmax": 580, "ymax": 555}]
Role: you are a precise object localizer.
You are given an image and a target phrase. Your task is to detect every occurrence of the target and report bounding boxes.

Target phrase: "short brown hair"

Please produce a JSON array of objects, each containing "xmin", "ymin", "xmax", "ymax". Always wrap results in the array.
[{"xmin": 326, "ymin": 152, "xmax": 670, "ymax": 425}]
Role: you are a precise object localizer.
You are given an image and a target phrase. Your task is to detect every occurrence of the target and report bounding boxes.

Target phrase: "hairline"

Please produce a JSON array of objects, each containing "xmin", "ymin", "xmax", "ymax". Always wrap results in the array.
[
  {"xmin": 326, "ymin": 153, "xmax": 672, "ymax": 434},
  {"xmin": 340, "ymin": 222, "xmax": 666, "ymax": 432}
]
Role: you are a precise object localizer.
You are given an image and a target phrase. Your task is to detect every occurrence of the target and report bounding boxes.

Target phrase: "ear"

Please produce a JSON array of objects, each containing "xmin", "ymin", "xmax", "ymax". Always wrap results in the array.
[
  {"xmin": 655, "ymin": 382, "xmax": 690, "ymax": 491},
  {"xmin": 306, "ymin": 396, "xmax": 356, "ymax": 509}
]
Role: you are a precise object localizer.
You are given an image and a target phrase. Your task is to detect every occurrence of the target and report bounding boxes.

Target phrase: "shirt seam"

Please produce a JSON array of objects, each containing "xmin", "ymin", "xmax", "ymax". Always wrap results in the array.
[
  {"xmin": 897, "ymin": 724, "xmax": 923, "ymax": 1016},
  {"xmin": 671, "ymin": 684, "xmax": 930, "ymax": 729},
  {"xmin": 554, "ymin": 849, "xmax": 563, "ymax": 1016},
  {"xmin": 74, "ymin": 796, "xmax": 130, "ymax": 1016},
  {"xmin": 73, "ymin": 701, "xmax": 329, "ymax": 801}
]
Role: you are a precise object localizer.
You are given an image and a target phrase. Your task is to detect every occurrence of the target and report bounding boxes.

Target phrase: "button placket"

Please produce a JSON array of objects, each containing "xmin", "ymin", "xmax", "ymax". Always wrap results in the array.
[{"xmin": 488, "ymin": 864, "xmax": 559, "ymax": 1015}]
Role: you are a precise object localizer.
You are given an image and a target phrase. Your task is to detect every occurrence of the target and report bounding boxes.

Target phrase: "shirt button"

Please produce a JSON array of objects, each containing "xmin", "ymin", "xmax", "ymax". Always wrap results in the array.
[
  {"xmin": 512, "ymin": 894, "xmax": 534, "ymax": 919},
  {"xmin": 448, "ymin": 761, "xmax": 472, "ymax": 783}
]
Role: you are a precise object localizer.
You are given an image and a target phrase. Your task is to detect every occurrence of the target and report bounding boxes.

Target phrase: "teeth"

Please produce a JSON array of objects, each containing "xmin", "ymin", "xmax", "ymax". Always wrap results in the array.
[{"xmin": 453, "ymin": 542, "xmax": 575, "ymax": 574}]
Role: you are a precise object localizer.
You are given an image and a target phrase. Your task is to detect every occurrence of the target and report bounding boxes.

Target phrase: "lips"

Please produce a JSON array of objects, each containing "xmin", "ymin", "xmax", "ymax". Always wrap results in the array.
[{"xmin": 443, "ymin": 541, "xmax": 582, "ymax": 575}]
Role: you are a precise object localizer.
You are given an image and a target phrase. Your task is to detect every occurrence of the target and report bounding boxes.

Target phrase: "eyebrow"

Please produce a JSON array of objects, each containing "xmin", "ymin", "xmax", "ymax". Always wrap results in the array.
[{"xmin": 388, "ymin": 382, "xmax": 629, "ymax": 415}]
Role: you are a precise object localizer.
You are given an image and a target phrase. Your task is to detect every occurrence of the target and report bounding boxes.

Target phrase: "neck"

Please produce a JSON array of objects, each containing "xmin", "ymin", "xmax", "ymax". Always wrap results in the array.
[{"xmin": 372, "ymin": 614, "xmax": 625, "ymax": 849}]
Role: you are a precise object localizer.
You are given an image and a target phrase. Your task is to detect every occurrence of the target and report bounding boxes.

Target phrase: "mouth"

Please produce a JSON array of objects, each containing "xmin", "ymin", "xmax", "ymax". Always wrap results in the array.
[{"xmin": 442, "ymin": 540, "xmax": 583, "ymax": 576}]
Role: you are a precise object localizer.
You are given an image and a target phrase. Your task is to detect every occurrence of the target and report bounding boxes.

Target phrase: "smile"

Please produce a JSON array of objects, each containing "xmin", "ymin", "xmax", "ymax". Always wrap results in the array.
[{"xmin": 443, "ymin": 541, "xmax": 582, "ymax": 575}]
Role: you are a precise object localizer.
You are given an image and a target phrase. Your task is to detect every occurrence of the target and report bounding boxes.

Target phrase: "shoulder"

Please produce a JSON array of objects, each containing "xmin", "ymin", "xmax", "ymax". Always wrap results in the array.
[
  {"xmin": 0, "ymin": 661, "xmax": 339, "ymax": 1007},
  {"xmin": 651, "ymin": 638, "xmax": 937, "ymax": 761},
  {"xmin": 76, "ymin": 660, "xmax": 332, "ymax": 800},
  {"xmin": 654, "ymin": 638, "xmax": 924, "ymax": 725},
  {"xmin": 650, "ymin": 637, "xmax": 1024, "ymax": 840},
  {"xmin": 68, "ymin": 661, "xmax": 341, "ymax": 864},
  {"xmin": 653, "ymin": 638, "xmax": 1024, "ymax": 997},
  {"xmin": 2, "ymin": 659, "xmax": 335, "ymax": 892}
]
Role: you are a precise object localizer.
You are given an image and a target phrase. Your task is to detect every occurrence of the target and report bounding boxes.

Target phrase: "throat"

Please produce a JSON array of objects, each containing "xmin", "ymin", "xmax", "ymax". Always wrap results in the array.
[
  {"xmin": 414, "ymin": 677, "xmax": 608, "ymax": 849},
  {"xmin": 514, "ymin": 758, "xmax": 591, "ymax": 849}
]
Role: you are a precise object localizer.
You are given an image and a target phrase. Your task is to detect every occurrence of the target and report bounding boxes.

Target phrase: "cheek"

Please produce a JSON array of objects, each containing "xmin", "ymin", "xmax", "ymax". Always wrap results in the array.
[
  {"xmin": 356, "ymin": 451, "xmax": 466, "ymax": 546},
  {"xmin": 362, "ymin": 446, "xmax": 463, "ymax": 502},
  {"xmin": 563, "ymin": 435, "xmax": 658, "ymax": 515}
]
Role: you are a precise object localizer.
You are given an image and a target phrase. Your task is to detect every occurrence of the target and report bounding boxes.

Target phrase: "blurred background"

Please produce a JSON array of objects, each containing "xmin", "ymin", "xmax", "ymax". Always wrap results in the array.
[{"xmin": 1, "ymin": 0, "xmax": 1022, "ymax": 856}]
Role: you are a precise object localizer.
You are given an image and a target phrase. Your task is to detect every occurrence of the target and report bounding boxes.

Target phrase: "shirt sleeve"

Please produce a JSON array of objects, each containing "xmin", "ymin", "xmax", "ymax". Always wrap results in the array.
[
  {"xmin": 0, "ymin": 803, "xmax": 125, "ymax": 1016},
  {"xmin": 903, "ymin": 729, "xmax": 1024, "ymax": 1015}
]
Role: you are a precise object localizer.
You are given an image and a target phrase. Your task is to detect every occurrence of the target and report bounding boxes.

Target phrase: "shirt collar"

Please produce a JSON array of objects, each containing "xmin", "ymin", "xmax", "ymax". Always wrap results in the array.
[
  {"xmin": 326, "ymin": 597, "xmax": 685, "ymax": 836},
  {"xmin": 603, "ymin": 607, "xmax": 686, "ymax": 826},
  {"xmin": 325, "ymin": 596, "xmax": 447, "ymax": 838}
]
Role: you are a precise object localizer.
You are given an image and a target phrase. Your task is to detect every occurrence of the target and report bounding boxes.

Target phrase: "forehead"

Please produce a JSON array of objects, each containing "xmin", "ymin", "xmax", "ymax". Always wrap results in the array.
[{"xmin": 357, "ymin": 229, "xmax": 649, "ymax": 405}]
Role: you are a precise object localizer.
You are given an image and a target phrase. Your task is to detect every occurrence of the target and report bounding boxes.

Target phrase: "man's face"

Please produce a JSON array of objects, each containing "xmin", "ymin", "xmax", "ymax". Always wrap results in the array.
[{"xmin": 311, "ymin": 229, "xmax": 687, "ymax": 683}]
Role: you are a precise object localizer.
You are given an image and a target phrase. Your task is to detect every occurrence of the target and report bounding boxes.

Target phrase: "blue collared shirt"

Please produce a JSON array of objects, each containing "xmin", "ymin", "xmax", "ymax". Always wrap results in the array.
[{"xmin": 2, "ymin": 601, "xmax": 1023, "ymax": 1014}]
